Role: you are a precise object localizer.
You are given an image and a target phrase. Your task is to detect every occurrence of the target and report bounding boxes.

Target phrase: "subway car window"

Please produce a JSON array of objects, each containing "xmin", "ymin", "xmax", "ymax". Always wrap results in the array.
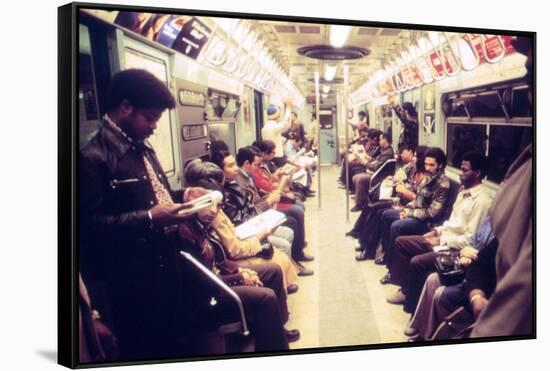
[
  {"xmin": 78, "ymin": 24, "xmax": 101, "ymax": 147},
  {"xmin": 488, "ymin": 125, "xmax": 532, "ymax": 183},
  {"xmin": 511, "ymin": 86, "xmax": 532, "ymax": 117},
  {"xmin": 446, "ymin": 123, "xmax": 488, "ymax": 168},
  {"xmin": 465, "ymin": 92, "xmax": 506, "ymax": 117}
]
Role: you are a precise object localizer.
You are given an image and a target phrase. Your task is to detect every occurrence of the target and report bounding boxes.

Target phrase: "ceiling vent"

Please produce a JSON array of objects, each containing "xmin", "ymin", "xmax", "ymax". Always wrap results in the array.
[
  {"xmin": 358, "ymin": 27, "xmax": 379, "ymax": 36},
  {"xmin": 299, "ymin": 25, "xmax": 321, "ymax": 34},
  {"xmin": 380, "ymin": 28, "xmax": 401, "ymax": 36},
  {"xmin": 297, "ymin": 45, "xmax": 370, "ymax": 61},
  {"xmin": 274, "ymin": 25, "xmax": 296, "ymax": 33},
  {"xmin": 307, "ymin": 77, "xmax": 345, "ymax": 84}
]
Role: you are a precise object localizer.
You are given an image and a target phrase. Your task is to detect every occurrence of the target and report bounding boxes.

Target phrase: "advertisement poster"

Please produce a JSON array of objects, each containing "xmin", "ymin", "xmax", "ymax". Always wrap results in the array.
[
  {"xmin": 114, "ymin": 12, "xmax": 210, "ymax": 60},
  {"xmin": 422, "ymin": 83, "xmax": 436, "ymax": 134}
]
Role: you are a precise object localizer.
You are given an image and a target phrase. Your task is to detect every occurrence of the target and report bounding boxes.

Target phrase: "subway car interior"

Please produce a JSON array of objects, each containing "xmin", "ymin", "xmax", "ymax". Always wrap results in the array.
[{"xmin": 76, "ymin": 7, "xmax": 534, "ymax": 363}]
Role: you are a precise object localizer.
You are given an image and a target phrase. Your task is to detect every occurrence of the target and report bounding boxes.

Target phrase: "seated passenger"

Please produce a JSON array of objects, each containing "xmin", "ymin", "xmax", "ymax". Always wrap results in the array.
[
  {"xmin": 354, "ymin": 145, "xmax": 427, "ymax": 261},
  {"xmin": 406, "ymin": 216, "xmax": 496, "ymax": 340},
  {"xmin": 235, "ymin": 146, "xmax": 314, "ymax": 264},
  {"xmin": 351, "ymin": 132, "xmax": 395, "ymax": 212},
  {"xmin": 378, "ymin": 147, "xmax": 450, "ymax": 279},
  {"xmin": 386, "ymin": 151, "xmax": 492, "ymax": 314},
  {"xmin": 338, "ymin": 128, "xmax": 381, "ymax": 191},
  {"xmin": 211, "ymin": 150, "xmax": 314, "ymax": 276},
  {"xmin": 254, "ymin": 139, "xmax": 313, "ymax": 201},
  {"xmin": 178, "ymin": 188, "xmax": 300, "ymax": 350},
  {"xmin": 250, "ymin": 142, "xmax": 305, "ymax": 210},
  {"xmin": 183, "ymin": 159, "xmax": 299, "ymax": 291}
]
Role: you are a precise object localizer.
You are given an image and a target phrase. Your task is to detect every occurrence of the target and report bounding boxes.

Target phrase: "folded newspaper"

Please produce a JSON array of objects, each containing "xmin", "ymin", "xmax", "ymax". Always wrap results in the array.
[{"xmin": 234, "ymin": 209, "xmax": 287, "ymax": 240}]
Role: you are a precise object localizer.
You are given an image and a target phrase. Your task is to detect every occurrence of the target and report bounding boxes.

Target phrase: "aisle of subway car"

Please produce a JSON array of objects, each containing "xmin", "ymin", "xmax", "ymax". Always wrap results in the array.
[{"xmin": 286, "ymin": 165, "xmax": 409, "ymax": 348}]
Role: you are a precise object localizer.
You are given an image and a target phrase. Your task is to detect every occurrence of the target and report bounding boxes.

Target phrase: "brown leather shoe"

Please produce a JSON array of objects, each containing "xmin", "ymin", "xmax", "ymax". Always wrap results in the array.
[{"xmin": 387, "ymin": 289, "xmax": 406, "ymax": 305}]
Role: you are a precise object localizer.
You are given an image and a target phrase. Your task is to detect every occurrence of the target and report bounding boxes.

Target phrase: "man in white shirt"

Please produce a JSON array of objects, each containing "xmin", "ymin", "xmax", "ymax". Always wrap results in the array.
[
  {"xmin": 262, "ymin": 99, "xmax": 292, "ymax": 168},
  {"xmin": 386, "ymin": 151, "xmax": 493, "ymax": 313}
]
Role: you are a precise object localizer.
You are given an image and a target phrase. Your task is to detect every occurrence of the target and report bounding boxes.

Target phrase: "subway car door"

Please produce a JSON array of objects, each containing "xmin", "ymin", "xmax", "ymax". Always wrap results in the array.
[
  {"xmin": 120, "ymin": 37, "xmax": 182, "ymax": 189},
  {"xmin": 319, "ymin": 108, "xmax": 337, "ymax": 164}
]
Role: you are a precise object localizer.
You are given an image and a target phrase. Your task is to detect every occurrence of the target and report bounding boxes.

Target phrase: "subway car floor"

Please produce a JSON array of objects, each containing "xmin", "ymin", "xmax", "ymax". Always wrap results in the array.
[{"xmin": 286, "ymin": 165, "xmax": 409, "ymax": 349}]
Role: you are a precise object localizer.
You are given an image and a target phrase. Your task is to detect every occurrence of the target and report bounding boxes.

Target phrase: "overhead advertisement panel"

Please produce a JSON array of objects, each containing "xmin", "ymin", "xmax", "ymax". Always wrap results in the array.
[{"xmin": 114, "ymin": 12, "xmax": 211, "ymax": 60}]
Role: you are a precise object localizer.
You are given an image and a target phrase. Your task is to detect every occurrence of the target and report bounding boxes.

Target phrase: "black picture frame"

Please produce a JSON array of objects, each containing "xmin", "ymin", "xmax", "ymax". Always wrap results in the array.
[{"xmin": 58, "ymin": 1, "xmax": 536, "ymax": 369}]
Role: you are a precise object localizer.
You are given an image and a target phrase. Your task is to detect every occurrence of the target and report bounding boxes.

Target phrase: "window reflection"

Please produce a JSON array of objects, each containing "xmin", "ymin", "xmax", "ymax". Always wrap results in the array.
[
  {"xmin": 447, "ymin": 123, "xmax": 487, "ymax": 168},
  {"xmin": 488, "ymin": 125, "xmax": 532, "ymax": 183},
  {"xmin": 447, "ymin": 123, "xmax": 532, "ymax": 183}
]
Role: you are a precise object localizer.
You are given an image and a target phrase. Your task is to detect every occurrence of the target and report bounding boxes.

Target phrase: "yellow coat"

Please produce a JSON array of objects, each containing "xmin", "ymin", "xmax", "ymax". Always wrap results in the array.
[{"xmin": 211, "ymin": 211, "xmax": 298, "ymax": 288}]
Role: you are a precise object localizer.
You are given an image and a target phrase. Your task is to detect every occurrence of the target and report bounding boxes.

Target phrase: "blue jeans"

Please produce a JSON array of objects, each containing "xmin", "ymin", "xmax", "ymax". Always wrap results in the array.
[{"xmin": 381, "ymin": 211, "xmax": 429, "ymax": 269}]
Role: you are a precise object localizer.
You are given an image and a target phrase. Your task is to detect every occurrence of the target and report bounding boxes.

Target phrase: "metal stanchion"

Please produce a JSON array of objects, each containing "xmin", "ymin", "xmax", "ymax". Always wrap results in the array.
[
  {"xmin": 343, "ymin": 64, "xmax": 350, "ymax": 222},
  {"xmin": 314, "ymin": 71, "xmax": 321, "ymax": 209}
]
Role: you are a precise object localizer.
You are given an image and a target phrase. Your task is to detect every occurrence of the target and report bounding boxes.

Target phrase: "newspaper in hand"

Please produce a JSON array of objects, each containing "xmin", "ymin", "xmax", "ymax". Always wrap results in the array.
[
  {"xmin": 291, "ymin": 169, "xmax": 308, "ymax": 187},
  {"xmin": 234, "ymin": 210, "xmax": 287, "ymax": 240}
]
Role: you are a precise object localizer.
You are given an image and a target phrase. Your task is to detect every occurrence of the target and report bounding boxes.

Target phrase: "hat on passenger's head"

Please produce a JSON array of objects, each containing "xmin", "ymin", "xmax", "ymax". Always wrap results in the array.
[
  {"xmin": 267, "ymin": 104, "xmax": 281, "ymax": 120},
  {"xmin": 511, "ymin": 36, "xmax": 532, "ymax": 57}
]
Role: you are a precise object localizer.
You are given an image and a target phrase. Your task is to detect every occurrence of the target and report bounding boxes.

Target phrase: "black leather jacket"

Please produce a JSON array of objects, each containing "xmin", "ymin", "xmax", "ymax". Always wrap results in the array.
[
  {"xmin": 80, "ymin": 123, "xmax": 183, "ymax": 236},
  {"xmin": 79, "ymin": 122, "xmax": 186, "ymax": 346},
  {"xmin": 222, "ymin": 180, "xmax": 258, "ymax": 225}
]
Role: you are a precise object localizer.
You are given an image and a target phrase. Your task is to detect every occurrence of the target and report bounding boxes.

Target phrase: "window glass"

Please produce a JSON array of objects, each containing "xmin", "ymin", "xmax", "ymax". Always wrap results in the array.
[
  {"xmin": 208, "ymin": 122, "xmax": 236, "ymax": 155},
  {"xmin": 465, "ymin": 92, "xmax": 505, "ymax": 117},
  {"xmin": 446, "ymin": 123, "xmax": 488, "ymax": 168},
  {"xmin": 488, "ymin": 125, "xmax": 532, "ymax": 183},
  {"xmin": 511, "ymin": 87, "xmax": 532, "ymax": 117}
]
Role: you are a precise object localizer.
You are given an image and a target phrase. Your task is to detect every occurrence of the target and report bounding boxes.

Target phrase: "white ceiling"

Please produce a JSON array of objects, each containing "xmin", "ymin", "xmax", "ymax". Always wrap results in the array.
[{"xmin": 251, "ymin": 19, "xmax": 410, "ymax": 98}]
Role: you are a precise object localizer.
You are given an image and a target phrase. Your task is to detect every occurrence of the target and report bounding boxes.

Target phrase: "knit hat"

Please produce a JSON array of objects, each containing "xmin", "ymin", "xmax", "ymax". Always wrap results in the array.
[{"xmin": 266, "ymin": 104, "xmax": 281, "ymax": 120}]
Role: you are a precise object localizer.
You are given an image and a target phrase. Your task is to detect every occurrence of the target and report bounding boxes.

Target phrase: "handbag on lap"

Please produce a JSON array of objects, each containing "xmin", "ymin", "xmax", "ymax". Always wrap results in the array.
[{"xmin": 434, "ymin": 249, "xmax": 466, "ymax": 287}]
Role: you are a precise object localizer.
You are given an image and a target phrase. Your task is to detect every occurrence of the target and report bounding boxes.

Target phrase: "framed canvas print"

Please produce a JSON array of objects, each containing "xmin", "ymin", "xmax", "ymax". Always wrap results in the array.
[{"xmin": 58, "ymin": 1, "xmax": 535, "ymax": 368}]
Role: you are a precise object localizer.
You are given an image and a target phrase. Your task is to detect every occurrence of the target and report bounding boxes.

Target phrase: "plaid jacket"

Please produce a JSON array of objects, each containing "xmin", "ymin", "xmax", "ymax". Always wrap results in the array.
[{"xmin": 404, "ymin": 170, "xmax": 450, "ymax": 223}]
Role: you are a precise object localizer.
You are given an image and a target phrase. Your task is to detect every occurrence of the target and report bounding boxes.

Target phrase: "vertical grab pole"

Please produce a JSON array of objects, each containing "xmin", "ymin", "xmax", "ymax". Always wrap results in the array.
[
  {"xmin": 314, "ymin": 70, "xmax": 321, "ymax": 209},
  {"xmin": 343, "ymin": 64, "xmax": 350, "ymax": 222}
]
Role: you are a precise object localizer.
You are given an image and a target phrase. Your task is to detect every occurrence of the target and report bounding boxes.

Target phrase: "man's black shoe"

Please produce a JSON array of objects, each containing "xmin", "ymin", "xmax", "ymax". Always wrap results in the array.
[
  {"xmin": 355, "ymin": 250, "xmax": 369, "ymax": 261},
  {"xmin": 345, "ymin": 230, "xmax": 360, "ymax": 239},
  {"xmin": 296, "ymin": 262, "xmax": 314, "ymax": 276},
  {"xmin": 355, "ymin": 245, "xmax": 363, "ymax": 252},
  {"xmin": 350, "ymin": 205, "xmax": 362, "ymax": 212},
  {"xmin": 374, "ymin": 256, "xmax": 386, "ymax": 265},
  {"xmin": 297, "ymin": 254, "xmax": 315, "ymax": 262},
  {"xmin": 285, "ymin": 329, "xmax": 301, "ymax": 343},
  {"xmin": 379, "ymin": 272, "xmax": 392, "ymax": 285},
  {"xmin": 287, "ymin": 283, "xmax": 299, "ymax": 294}
]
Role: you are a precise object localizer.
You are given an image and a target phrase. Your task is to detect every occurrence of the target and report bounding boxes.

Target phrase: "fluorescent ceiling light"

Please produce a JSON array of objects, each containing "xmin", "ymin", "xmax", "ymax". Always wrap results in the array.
[
  {"xmin": 429, "ymin": 31, "xmax": 443, "ymax": 47},
  {"xmin": 330, "ymin": 25, "xmax": 352, "ymax": 47},
  {"xmin": 324, "ymin": 64, "xmax": 337, "ymax": 81}
]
